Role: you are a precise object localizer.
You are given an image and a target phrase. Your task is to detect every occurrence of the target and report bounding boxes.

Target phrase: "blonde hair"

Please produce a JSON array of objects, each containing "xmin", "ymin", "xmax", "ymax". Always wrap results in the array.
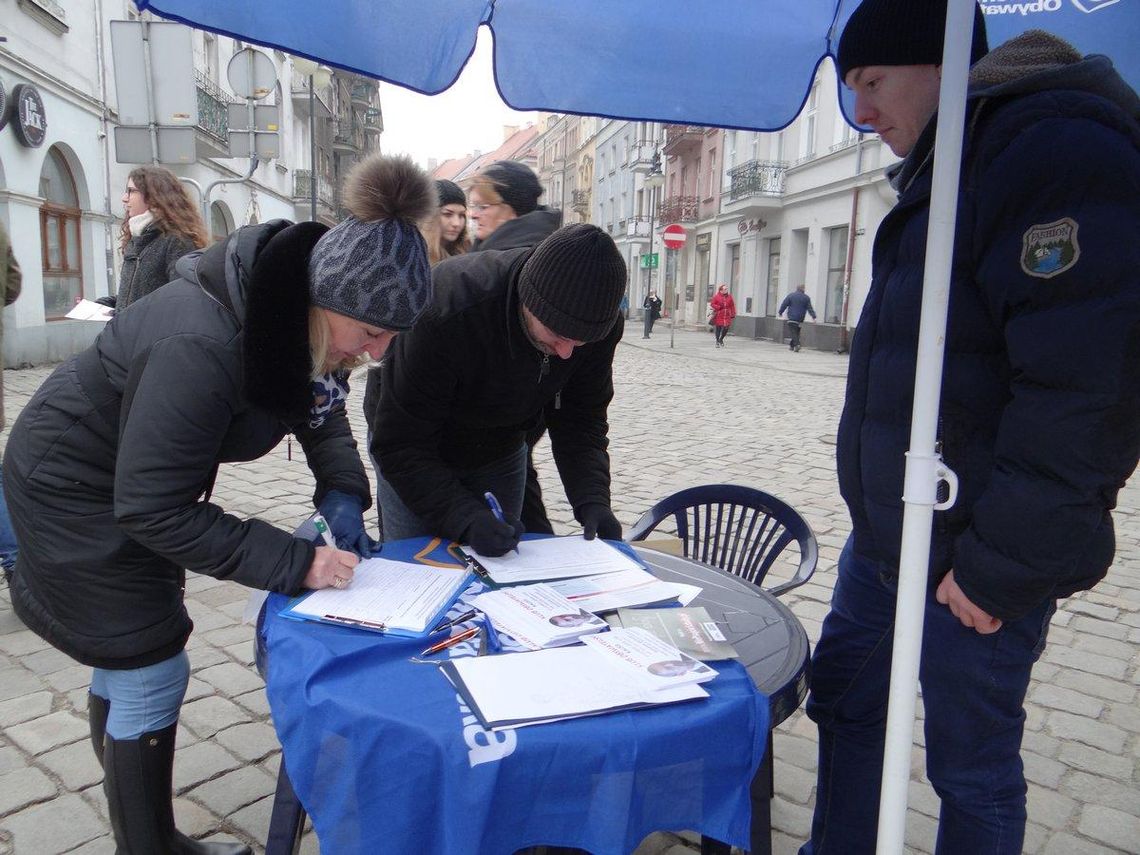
[
  {"xmin": 307, "ymin": 308, "xmax": 370, "ymax": 378},
  {"xmin": 421, "ymin": 210, "xmax": 471, "ymax": 266}
]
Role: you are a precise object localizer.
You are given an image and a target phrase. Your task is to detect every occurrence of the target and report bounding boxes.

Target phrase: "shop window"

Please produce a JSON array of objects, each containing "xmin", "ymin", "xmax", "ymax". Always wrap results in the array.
[{"xmin": 39, "ymin": 147, "xmax": 83, "ymax": 319}]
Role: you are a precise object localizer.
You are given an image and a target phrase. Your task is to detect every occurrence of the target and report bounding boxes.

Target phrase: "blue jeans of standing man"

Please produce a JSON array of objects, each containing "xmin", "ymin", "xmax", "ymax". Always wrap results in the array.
[
  {"xmin": 375, "ymin": 443, "xmax": 528, "ymax": 542},
  {"xmin": 800, "ymin": 537, "xmax": 1055, "ymax": 855}
]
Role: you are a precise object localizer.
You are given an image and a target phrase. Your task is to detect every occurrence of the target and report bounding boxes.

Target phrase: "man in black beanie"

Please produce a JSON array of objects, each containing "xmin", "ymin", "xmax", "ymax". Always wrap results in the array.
[
  {"xmin": 370, "ymin": 223, "xmax": 627, "ymax": 555},
  {"xmin": 802, "ymin": 1, "xmax": 1140, "ymax": 853}
]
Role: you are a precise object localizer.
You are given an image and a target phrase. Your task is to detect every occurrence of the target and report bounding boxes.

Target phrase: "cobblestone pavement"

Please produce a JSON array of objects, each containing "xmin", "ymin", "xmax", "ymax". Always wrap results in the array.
[{"xmin": 1, "ymin": 319, "xmax": 1137, "ymax": 854}]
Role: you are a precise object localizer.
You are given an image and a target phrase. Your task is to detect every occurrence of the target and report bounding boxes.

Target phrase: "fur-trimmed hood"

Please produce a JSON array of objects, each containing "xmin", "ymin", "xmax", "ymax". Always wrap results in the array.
[{"xmin": 178, "ymin": 219, "xmax": 328, "ymax": 424}]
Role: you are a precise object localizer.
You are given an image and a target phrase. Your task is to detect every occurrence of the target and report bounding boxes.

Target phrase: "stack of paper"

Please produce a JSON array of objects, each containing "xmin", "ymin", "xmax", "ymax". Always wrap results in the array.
[
  {"xmin": 581, "ymin": 628, "xmax": 718, "ymax": 689},
  {"xmin": 281, "ymin": 557, "xmax": 471, "ymax": 637},
  {"xmin": 605, "ymin": 607, "xmax": 740, "ymax": 661},
  {"xmin": 440, "ymin": 641, "xmax": 711, "ymax": 731},
  {"xmin": 546, "ymin": 568, "xmax": 700, "ymax": 613},
  {"xmin": 459, "ymin": 535, "xmax": 645, "ymax": 584},
  {"xmin": 472, "ymin": 584, "xmax": 608, "ymax": 650}
]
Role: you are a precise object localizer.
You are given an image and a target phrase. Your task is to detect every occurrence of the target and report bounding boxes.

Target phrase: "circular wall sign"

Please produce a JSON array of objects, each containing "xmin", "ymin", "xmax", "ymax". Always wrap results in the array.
[
  {"xmin": 12, "ymin": 83, "xmax": 46, "ymax": 148},
  {"xmin": 0, "ymin": 79, "xmax": 9, "ymax": 134}
]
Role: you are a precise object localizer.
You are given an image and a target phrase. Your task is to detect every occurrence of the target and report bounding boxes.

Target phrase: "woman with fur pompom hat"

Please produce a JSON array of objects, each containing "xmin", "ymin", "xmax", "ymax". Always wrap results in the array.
[{"xmin": 2, "ymin": 154, "xmax": 434, "ymax": 855}]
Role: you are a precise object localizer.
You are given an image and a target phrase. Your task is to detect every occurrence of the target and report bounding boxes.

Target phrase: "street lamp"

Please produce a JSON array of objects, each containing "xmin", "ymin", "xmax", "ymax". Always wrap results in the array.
[
  {"xmin": 643, "ymin": 148, "xmax": 664, "ymax": 335},
  {"xmin": 293, "ymin": 58, "xmax": 332, "ymax": 222}
]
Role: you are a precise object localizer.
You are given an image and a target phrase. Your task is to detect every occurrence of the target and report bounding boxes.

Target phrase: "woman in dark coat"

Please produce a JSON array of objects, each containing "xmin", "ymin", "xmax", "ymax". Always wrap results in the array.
[
  {"xmin": 3, "ymin": 155, "xmax": 434, "ymax": 855},
  {"xmin": 116, "ymin": 166, "xmax": 209, "ymax": 310}
]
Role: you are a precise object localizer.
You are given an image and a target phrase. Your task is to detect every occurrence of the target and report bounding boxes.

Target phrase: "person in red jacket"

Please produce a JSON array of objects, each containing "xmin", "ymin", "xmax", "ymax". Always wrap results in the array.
[{"xmin": 709, "ymin": 283, "xmax": 736, "ymax": 348}]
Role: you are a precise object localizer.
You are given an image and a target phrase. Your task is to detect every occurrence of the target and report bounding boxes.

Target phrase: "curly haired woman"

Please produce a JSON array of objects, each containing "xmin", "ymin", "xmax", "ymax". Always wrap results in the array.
[{"xmin": 116, "ymin": 166, "xmax": 209, "ymax": 310}]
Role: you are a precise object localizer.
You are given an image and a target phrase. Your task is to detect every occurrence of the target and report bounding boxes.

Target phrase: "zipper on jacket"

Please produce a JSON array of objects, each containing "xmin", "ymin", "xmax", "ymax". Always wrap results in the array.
[
  {"xmin": 554, "ymin": 391, "xmax": 561, "ymax": 410},
  {"xmin": 935, "ymin": 415, "xmax": 948, "ymax": 534},
  {"xmin": 538, "ymin": 354, "xmax": 549, "ymax": 383}
]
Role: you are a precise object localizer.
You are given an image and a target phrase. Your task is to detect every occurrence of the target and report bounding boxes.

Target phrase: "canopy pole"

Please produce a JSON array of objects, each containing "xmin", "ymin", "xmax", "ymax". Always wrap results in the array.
[{"xmin": 875, "ymin": 0, "xmax": 975, "ymax": 852}]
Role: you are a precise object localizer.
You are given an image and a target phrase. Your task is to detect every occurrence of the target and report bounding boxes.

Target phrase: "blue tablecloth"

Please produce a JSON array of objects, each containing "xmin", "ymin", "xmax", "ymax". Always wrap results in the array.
[{"xmin": 262, "ymin": 537, "xmax": 770, "ymax": 854}]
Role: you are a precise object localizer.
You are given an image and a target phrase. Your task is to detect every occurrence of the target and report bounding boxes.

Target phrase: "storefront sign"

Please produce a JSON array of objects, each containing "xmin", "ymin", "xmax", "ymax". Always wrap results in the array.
[
  {"xmin": 12, "ymin": 83, "xmax": 47, "ymax": 148},
  {"xmin": 0, "ymin": 79, "xmax": 8, "ymax": 133},
  {"xmin": 695, "ymin": 232, "xmax": 711, "ymax": 251},
  {"xmin": 736, "ymin": 217, "xmax": 767, "ymax": 236}
]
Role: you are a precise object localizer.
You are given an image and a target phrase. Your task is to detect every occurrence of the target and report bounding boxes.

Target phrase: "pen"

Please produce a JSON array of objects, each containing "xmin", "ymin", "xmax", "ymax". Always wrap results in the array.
[
  {"xmin": 483, "ymin": 491, "xmax": 520, "ymax": 555},
  {"xmin": 431, "ymin": 608, "xmax": 478, "ymax": 634},
  {"xmin": 312, "ymin": 513, "xmax": 336, "ymax": 547},
  {"xmin": 481, "ymin": 615, "xmax": 503, "ymax": 654},
  {"xmin": 421, "ymin": 625, "xmax": 480, "ymax": 656},
  {"xmin": 323, "ymin": 614, "xmax": 386, "ymax": 631}
]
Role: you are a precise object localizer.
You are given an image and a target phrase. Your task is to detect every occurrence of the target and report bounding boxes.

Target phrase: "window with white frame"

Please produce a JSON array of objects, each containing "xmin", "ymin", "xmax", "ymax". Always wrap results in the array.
[
  {"xmin": 824, "ymin": 226, "xmax": 849, "ymax": 323},
  {"xmin": 765, "ymin": 237, "xmax": 781, "ymax": 316},
  {"xmin": 800, "ymin": 79, "xmax": 819, "ymax": 159}
]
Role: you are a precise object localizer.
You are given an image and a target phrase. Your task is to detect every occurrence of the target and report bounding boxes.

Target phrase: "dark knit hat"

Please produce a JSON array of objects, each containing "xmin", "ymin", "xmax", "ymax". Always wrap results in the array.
[
  {"xmin": 309, "ymin": 155, "xmax": 435, "ymax": 331},
  {"xmin": 518, "ymin": 224, "xmax": 626, "ymax": 343},
  {"xmin": 481, "ymin": 160, "xmax": 543, "ymax": 216},
  {"xmin": 436, "ymin": 179, "xmax": 466, "ymax": 208},
  {"xmin": 837, "ymin": 0, "xmax": 989, "ymax": 81}
]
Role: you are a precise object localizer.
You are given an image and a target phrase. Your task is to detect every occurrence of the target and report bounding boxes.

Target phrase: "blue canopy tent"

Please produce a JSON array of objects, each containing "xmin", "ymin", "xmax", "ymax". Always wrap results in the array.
[{"xmin": 136, "ymin": 1, "xmax": 1138, "ymax": 851}]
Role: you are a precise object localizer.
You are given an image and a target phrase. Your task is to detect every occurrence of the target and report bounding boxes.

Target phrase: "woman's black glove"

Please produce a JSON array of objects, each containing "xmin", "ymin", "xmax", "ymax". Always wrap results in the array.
[
  {"xmin": 576, "ymin": 504, "xmax": 622, "ymax": 541},
  {"xmin": 463, "ymin": 510, "xmax": 524, "ymax": 556}
]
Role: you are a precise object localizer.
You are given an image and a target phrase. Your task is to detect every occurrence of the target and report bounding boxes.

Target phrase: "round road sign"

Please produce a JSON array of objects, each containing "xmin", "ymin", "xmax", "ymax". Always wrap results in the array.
[{"xmin": 662, "ymin": 223, "xmax": 686, "ymax": 250}]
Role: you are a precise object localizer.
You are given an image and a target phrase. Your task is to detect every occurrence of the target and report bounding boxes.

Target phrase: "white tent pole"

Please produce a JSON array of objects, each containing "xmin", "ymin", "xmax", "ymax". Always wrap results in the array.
[{"xmin": 875, "ymin": 0, "xmax": 975, "ymax": 852}]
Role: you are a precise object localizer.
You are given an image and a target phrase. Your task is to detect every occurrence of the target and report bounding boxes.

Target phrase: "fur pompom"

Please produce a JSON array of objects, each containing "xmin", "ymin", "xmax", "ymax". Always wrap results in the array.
[{"xmin": 342, "ymin": 154, "xmax": 436, "ymax": 224}]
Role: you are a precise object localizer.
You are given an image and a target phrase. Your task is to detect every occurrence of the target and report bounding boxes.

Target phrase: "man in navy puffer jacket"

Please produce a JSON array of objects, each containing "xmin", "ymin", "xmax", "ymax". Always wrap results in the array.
[{"xmin": 801, "ymin": 2, "xmax": 1140, "ymax": 853}]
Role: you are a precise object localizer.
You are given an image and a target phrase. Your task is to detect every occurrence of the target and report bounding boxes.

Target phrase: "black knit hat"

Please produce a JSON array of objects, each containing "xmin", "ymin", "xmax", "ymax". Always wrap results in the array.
[
  {"xmin": 837, "ymin": 0, "xmax": 989, "ymax": 82},
  {"xmin": 481, "ymin": 160, "xmax": 543, "ymax": 216},
  {"xmin": 309, "ymin": 155, "xmax": 435, "ymax": 331},
  {"xmin": 518, "ymin": 224, "xmax": 626, "ymax": 343},
  {"xmin": 436, "ymin": 179, "xmax": 466, "ymax": 208}
]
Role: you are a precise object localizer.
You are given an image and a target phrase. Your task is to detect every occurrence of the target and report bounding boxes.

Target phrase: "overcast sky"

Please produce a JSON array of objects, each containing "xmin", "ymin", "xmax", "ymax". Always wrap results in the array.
[{"xmin": 378, "ymin": 28, "xmax": 538, "ymax": 169}]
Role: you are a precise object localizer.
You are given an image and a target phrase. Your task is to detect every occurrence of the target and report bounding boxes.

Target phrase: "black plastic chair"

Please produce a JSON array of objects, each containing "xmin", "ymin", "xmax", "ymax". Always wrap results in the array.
[{"xmin": 627, "ymin": 484, "xmax": 817, "ymax": 596}]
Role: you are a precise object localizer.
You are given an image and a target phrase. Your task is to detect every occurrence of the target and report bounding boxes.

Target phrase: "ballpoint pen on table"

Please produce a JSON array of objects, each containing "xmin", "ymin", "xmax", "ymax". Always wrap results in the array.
[
  {"xmin": 421, "ymin": 625, "xmax": 480, "ymax": 656},
  {"xmin": 431, "ymin": 608, "xmax": 478, "ymax": 634},
  {"xmin": 483, "ymin": 491, "xmax": 520, "ymax": 555},
  {"xmin": 481, "ymin": 615, "xmax": 503, "ymax": 654}
]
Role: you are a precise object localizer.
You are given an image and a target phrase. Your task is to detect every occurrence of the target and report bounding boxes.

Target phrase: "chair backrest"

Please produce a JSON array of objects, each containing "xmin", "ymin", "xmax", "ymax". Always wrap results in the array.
[{"xmin": 627, "ymin": 484, "xmax": 817, "ymax": 596}]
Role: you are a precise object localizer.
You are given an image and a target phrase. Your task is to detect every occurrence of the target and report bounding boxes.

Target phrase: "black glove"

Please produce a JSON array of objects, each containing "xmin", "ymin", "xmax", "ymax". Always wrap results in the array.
[
  {"xmin": 577, "ymin": 504, "xmax": 622, "ymax": 541},
  {"xmin": 94, "ymin": 295, "xmax": 117, "ymax": 308},
  {"xmin": 317, "ymin": 490, "xmax": 372, "ymax": 556},
  {"xmin": 463, "ymin": 510, "xmax": 524, "ymax": 557}
]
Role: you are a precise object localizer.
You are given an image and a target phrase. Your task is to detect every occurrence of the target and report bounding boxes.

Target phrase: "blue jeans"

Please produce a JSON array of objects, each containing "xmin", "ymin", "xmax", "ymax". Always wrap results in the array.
[
  {"xmin": 801, "ymin": 537, "xmax": 1055, "ymax": 855},
  {"xmin": 0, "ymin": 465, "xmax": 19, "ymax": 571},
  {"xmin": 89, "ymin": 651, "xmax": 190, "ymax": 740},
  {"xmin": 375, "ymin": 443, "xmax": 528, "ymax": 542}
]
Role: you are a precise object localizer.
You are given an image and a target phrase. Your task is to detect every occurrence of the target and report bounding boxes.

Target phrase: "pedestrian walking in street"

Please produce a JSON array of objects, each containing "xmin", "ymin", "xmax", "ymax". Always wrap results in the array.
[
  {"xmin": 370, "ymin": 223, "xmax": 627, "ymax": 556},
  {"xmin": 778, "ymin": 283, "xmax": 816, "ymax": 352},
  {"xmin": 2, "ymin": 155, "xmax": 436, "ymax": 855},
  {"xmin": 113, "ymin": 166, "xmax": 208, "ymax": 311},
  {"xmin": 709, "ymin": 283, "xmax": 736, "ymax": 348},
  {"xmin": 801, "ymin": 2, "xmax": 1140, "ymax": 853},
  {"xmin": 0, "ymin": 219, "xmax": 22, "ymax": 582},
  {"xmin": 642, "ymin": 289, "xmax": 662, "ymax": 338}
]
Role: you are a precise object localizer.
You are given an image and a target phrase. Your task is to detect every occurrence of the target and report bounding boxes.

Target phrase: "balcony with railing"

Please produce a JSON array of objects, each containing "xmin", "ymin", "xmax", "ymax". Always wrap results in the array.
[
  {"xmin": 728, "ymin": 160, "xmax": 787, "ymax": 200},
  {"xmin": 290, "ymin": 70, "xmax": 333, "ymax": 118},
  {"xmin": 662, "ymin": 124, "xmax": 704, "ymax": 156},
  {"xmin": 362, "ymin": 106, "xmax": 383, "ymax": 134},
  {"xmin": 332, "ymin": 116, "xmax": 362, "ymax": 154},
  {"xmin": 350, "ymin": 80, "xmax": 379, "ymax": 110},
  {"xmin": 657, "ymin": 195, "xmax": 699, "ymax": 223},
  {"xmin": 195, "ymin": 71, "xmax": 232, "ymax": 145},
  {"xmin": 629, "ymin": 140, "xmax": 659, "ymax": 171},
  {"xmin": 293, "ymin": 169, "xmax": 335, "ymax": 207}
]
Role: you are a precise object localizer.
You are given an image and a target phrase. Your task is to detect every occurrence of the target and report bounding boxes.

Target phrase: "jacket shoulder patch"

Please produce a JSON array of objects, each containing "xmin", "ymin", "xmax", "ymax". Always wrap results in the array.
[{"xmin": 1020, "ymin": 217, "xmax": 1080, "ymax": 279}]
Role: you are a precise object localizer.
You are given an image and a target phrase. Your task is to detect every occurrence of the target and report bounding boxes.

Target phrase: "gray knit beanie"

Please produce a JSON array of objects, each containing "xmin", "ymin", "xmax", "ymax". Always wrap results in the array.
[
  {"xmin": 518, "ymin": 224, "xmax": 626, "ymax": 343},
  {"xmin": 308, "ymin": 155, "xmax": 435, "ymax": 331},
  {"xmin": 837, "ymin": 0, "xmax": 988, "ymax": 82}
]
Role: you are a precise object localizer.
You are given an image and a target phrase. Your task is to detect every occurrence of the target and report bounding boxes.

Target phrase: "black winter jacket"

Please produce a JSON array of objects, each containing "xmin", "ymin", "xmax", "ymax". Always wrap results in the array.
[
  {"xmin": 118, "ymin": 225, "xmax": 198, "ymax": 310},
  {"xmin": 836, "ymin": 34, "xmax": 1140, "ymax": 621},
  {"xmin": 370, "ymin": 246, "xmax": 621, "ymax": 540},
  {"xmin": 4, "ymin": 220, "xmax": 371, "ymax": 669},
  {"xmin": 471, "ymin": 207, "xmax": 562, "ymax": 252}
]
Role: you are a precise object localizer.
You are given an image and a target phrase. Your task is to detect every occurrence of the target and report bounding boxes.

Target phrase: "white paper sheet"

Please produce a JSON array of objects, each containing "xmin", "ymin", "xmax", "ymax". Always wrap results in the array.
[
  {"xmin": 546, "ymin": 568, "xmax": 693, "ymax": 613},
  {"xmin": 463, "ymin": 535, "xmax": 645, "ymax": 584},
  {"xmin": 65, "ymin": 299, "xmax": 115, "ymax": 322}
]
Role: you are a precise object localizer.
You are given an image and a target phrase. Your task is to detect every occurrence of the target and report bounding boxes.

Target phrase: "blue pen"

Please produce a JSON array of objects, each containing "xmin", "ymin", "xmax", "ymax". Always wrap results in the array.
[
  {"xmin": 481, "ymin": 615, "xmax": 503, "ymax": 654},
  {"xmin": 483, "ymin": 491, "xmax": 520, "ymax": 555}
]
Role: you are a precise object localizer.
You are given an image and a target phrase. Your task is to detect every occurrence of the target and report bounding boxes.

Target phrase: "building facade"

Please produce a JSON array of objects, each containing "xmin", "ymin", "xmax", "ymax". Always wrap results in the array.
[{"xmin": 0, "ymin": 0, "xmax": 379, "ymax": 366}]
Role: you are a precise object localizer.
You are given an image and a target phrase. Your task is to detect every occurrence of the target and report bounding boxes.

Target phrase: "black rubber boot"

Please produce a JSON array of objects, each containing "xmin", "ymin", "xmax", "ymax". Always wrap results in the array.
[
  {"xmin": 103, "ymin": 722, "xmax": 251, "ymax": 855},
  {"xmin": 89, "ymin": 693, "xmax": 110, "ymax": 767}
]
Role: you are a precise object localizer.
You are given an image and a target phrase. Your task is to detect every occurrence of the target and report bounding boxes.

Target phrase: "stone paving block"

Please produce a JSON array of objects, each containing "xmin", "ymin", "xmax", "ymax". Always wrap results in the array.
[
  {"xmin": 1105, "ymin": 701, "xmax": 1140, "ymax": 734},
  {"xmin": 1064, "ymin": 601, "xmax": 1120, "ymax": 621},
  {"xmin": 214, "ymin": 721, "xmax": 280, "ymax": 763},
  {"xmin": 1027, "ymin": 783, "xmax": 1077, "ymax": 829},
  {"xmin": 68, "ymin": 834, "xmax": 116, "ymax": 854},
  {"xmin": 1068, "ymin": 614, "xmax": 1131, "ymax": 642},
  {"xmin": 6, "ymin": 709, "xmax": 88, "ymax": 756},
  {"xmin": 902, "ymin": 809, "xmax": 938, "ymax": 854},
  {"xmin": 0, "ymin": 690, "xmax": 52, "ymax": 726},
  {"xmin": 0, "ymin": 792, "xmax": 105, "ymax": 853},
  {"xmin": 1060, "ymin": 770, "xmax": 1140, "ymax": 815},
  {"xmin": 233, "ymin": 688, "xmax": 271, "ymax": 718},
  {"xmin": 1058, "ymin": 743, "xmax": 1133, "ymax": 781},
  {"xmin": 222, "ymin": 640, "xmax": 259, "ymax": 668},
  {"xmin": 0, "ymin": 746, "xmax": 24, "ymax": 776},
  {"xmin": 1043, "ymin": 646, "xmax": 1127, "ymax": 680},
  {"xmin": 0, "ymin": 629, "xmax": 51, "ymax": 659},
  {"xmin": 1055, "ymin": 670, "xmax": 1138, "ymax": 705},
  {"xmin": 1072, "ymin": 633, "xmax": 1136, "ymax": 661},
  {"xmin": 173, "ymin": 739, "xmax": 244, "ymax": 791},
  {"xmin": 180, "ymin": 695, "xmax": 255, "ymax": 740},
  {"xmin": 199, "ymin": 623, "xmax": 255, "ymax": 650},
  {"xmin": 1077, "ymin": 804, "xmax": 1140, "ymax": 851},
  {"xmin": 0, "ymin": 666, "xmax": 44, "ymax": 704},
  {"xmin": 219, "ymin": 793, "xmax": 272, "ymax": 851},
  {"xmin": 196, "ymin": 661, "xmax": 265, "ymax": 697},
  {"xmin": 39, "ymin": 740, "xmax": 103, "ymax": 792},
  {"xmin": 173, "ymin": 795, "xmax": 232, "ymax": 840},
  {"xmin": 772, "ymin": 758, "xmax": 816, "ymax": 805},
  {"xmin": 186, "ymin": 765, "xmax": 276, "ymax": 816},
  {"xmin": 1042, "ymin": 831, "xmax": 1117, "ymax": 854},
  {"xmin": 19, "ymin": 645, "xmax": 78, "ymax": 677},
  {"xmin": 1023, "ymin": 750, "xmax": 1068, "ymax": 789},
  {"xmin": 1047, "ymin": 710, "xmax": 1128, "ymax": 754},
  {"xmin": 1030, "ymin": 684, "xmax": 1104, "ymax": 718},
  {"xmin": 770, "ymin": 794, "xmax": 813, "ymax": 841},
  {"xmin": 0, "ymin": 765, "xmax": 56, "ymax": 813}
]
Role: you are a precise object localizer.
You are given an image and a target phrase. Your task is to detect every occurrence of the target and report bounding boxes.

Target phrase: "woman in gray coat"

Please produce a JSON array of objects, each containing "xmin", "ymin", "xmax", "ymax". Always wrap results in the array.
[{"xmin": 116, "ymin": 166, "xmax": 208, "ymax": 310}]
